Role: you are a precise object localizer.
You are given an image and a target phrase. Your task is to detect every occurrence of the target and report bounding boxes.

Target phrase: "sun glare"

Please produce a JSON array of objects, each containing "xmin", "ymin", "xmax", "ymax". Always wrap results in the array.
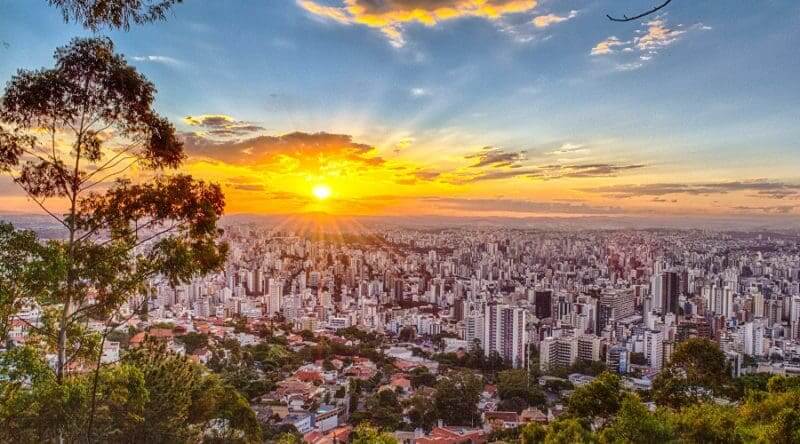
[{"xmin": 312, "ymin": 184, "xmax": 332, "ymax": 200}]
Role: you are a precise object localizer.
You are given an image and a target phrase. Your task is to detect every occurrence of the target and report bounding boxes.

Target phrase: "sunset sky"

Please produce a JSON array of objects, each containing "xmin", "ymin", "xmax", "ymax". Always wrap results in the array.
[{"xmin": 1, "ymin": 1, "xmax": 799, "ymax": 219}]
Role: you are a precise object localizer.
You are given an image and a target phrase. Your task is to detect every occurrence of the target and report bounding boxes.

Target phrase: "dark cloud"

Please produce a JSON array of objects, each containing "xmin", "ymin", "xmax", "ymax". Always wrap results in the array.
[
  {"xmin": 395, "ymin": 169, "xmax": 442, "ymax": 185},
  {"xmin": 183, "ymin": 131, "xmax": 384, "ymax": 171},
  {"xmin": 586, "ymin": 180, "xmax": 800, "ymax": 199},
  {"xmin": 466, "ymin": 146, "xmax": 526, "ymax": 168},
  {"xmin": 541, "ymin": 163, "xmax": 645, "ymax": 178},
  {"xmin": 423, "ymin": 197, "xmax": 623, "ymax": 215},
  {"xmin": 183, "ymin": 114, "xmax": 266, "ymax": 138},
  {"xmin": 458, "ymin": 162, "xmax": 644, "ymax": 183},
  {"xmin": 733, "ymin": 205, "xmax": 797, "ymax": 214},
  {"xmin": 461, "ymin": 168, "xmax": 542, "ymax": 183},
  {"xmin": 228, "ymin": 184, "xmax": 266, "ymax": 192}
]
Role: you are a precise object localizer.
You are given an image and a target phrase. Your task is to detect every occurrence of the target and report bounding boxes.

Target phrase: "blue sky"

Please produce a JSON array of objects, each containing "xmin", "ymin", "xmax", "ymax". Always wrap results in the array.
[{"xmin": 1, "ymin": 1, "xmax": 800, "ymax": 217}]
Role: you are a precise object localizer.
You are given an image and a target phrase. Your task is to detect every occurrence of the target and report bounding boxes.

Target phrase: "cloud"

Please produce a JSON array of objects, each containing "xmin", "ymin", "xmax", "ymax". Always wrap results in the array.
[
  {"xmin": 410, "ymin": 87, "xmax": 431, "ymax": 97},
  {"xmin": 634, "ymin": 19, "xmax": 685, "ymax": 54},
  {"xmin": 183, "ymin": 131, "xmax": 385, "ymax": 173},
  {"xmin": 591, "ymin": 36, "xmax": 624, "ymax": 56},
  {"xmin": 585, "ymin": 180, "xmax": 800, "ymax": 199},
  {"xmin": 393, "ymin": 137, "xmax": 415, "ymax": 154},
  {"xmin": 183, "ymin": 114, "xmax": 266, "ymax": 138},
  {"xmin": 457, "ymin": 162, "xmax": 644, "ymax": 183},
  {"xmin": 228, "ymin": 183, "xmax": 266, "ymax": 192},
  {"xmin": 296, "ymin": 0, "xmax": 540, "ymax": 47},
  {"xmin": 395, "ymin": 169, "xmax": 443, "ymax": 185},
  {"xmin": 423, "ymin": 197, "xmax": 623, "ymax": 214},
  {"xmin": 466, "ymin": 146, "xmax": 527, "ymax": 168},
  {"xmin": 541, "ymin": 163, "xmax": 646, "ymax": 178},
  {"xmin": 532, "ymin": 10, "xmax": 577, "ymax": 28},
  {"xmin": 296, "ymin": 0, "xmax": 352, "ymax": 24},
  {"xmin": 546, "ymin": 143, "xmax": 589, "ymax": 156},
  {"xmin": 130, "ymin": 55, "xmax": 182, "ymax": 66},
  {"xmin": 458, "ymin": 146, "xmax": 645, "ymax": 182},
  {"xmin": 591, "ymin": 18, "xmax": 707, "ymax": 68},
  {"xmin": 733, "ymin": 205, "xmax": 797, "ymax": 215},
  {"xmin": 462, "ymin": 168, "xmax": 541, "ymax": 182}
]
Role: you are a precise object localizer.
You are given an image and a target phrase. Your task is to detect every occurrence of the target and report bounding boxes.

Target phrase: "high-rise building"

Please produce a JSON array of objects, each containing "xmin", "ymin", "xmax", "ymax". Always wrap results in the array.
[
  {"xmin": 533, "ymin": 289, "xmax": 553, "ymax": 319},
  {"xmin": 539, "ymin": 335, "xmax": 602, "ymax": 371},
  {"xmin": 484, "ymin": 304, "xmax": 528, "ymax": 368},
  {"xmin": 660, "ymin": 271, "xmax": 680, "ymax": 315},
  {"xmin": 791, "ymin": 296, "xmax": 800, "ymax": 340},
  {"xmin": 743, "ymin": 319, "xmax": 766, "ymax": 356},
  {"xmin": 267, "ymin": 278, "xmax": 283, "ymax": 316},
  {"xmin": 644, "ymin": 329, "xmax": 665, "ymax": 371},
  {"xmin": 606, "ymin": 344, "xmax": 629, "ymax": 374}
]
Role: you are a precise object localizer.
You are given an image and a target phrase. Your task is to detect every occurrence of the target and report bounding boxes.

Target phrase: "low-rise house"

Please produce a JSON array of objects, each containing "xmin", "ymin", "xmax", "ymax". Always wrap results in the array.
[
  {"xmin": 519, "ymin": 407, "xmax": 548, "ymax": 424},
  {"xmin": 483, "ymin": 411, "xmax": 519, "ymax": 431},
  {"xmin": 415, "ymin": 427, "xmax": 486, "ymax": 444}
]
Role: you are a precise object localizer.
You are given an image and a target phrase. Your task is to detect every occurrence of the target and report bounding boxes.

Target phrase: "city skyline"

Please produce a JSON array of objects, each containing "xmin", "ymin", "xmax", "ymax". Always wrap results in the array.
[{"xmin": 2, "ymin": 1, "xmax": 800, "ymax": 219}]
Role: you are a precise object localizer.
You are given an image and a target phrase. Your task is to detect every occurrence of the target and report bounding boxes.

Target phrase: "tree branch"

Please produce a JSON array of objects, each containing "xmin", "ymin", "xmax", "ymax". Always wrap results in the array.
[
  {"xmin": 6, "ymin": 172, "xmax": 68, "ymax": 228},
  {"xmin": 79, "ymin": 157, "xmax": 140, "ymax": 192},
  {"xmin": 607, "ymin": 0, "xmax": 673, "ymax": 22}
]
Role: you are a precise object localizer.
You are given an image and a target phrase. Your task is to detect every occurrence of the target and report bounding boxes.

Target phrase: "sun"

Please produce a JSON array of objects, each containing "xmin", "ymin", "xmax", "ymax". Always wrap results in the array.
[{"xmin": 312, "ymin": 184, "xmax": 332, "ymax": 200}]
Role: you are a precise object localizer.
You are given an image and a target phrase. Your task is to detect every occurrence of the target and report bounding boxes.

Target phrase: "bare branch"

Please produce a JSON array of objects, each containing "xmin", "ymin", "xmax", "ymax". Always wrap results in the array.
[
  {"xmin": 607, "ymin": 0, "xmax": 673, "ymax": 22},
  {"xmin": 6, "ymin": 172, "xmax": 68, "ymax": 227},
  {"xmin": 79, "ymin": 157, "xmax": 140, "ymax": 191}
]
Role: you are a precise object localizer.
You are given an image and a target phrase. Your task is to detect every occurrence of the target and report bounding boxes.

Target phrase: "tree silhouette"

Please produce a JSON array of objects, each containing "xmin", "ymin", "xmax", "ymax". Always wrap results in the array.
[
  {"xmin": 0, "ymin": 36, "xmax": 226, "ymax": 424},
  {"xmin": 47, "ymin": 0, "xmax": 183, "ymax": 30}
]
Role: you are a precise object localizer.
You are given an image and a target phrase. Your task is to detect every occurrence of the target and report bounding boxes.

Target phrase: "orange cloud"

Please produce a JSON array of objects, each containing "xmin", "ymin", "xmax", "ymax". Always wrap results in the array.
[
  {"xmin": 591, "ymin": 36, "xmax": 624, "ymax": 55},
  {"xmin": 183, "ymin": 131, "xmax": 385, "ymax": 173},
  {"xmin": 532, "ymin": 10, "xmax": 577, "ymax": 28},
  {"xmin": 297, "ymin": 0, "xmax": 539, "ymax": 47}
]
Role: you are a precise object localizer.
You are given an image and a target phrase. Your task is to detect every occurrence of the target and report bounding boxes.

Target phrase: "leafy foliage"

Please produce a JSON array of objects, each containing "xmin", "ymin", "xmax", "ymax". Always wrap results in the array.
[
  {"xmin": 497, "ymin": 369, "xmax": 547, "ymax": 412},
  {"xmin": 433, "ymin": 369, "xmax": 483, "ymax": 426},
  {"xmin": 0, "ymin": 342, "xmax": 260, "ymax": 443},
  {"xmin": 351, "ymin": 422, "xmax": 398, "ymax": 444},
  {"xmin": 47, "ymin": 0, "xmax": 183, "ymax": 30},
  {"xmin": 565, "ymin": 372, "xmax": 623, "ymax": 422},
  {"xmin": 0, "ymin": 36, "xmax": 229, "ymax": 440},
  {"xmin": 652, "ymin": 338, "xmax": 728, "ymax": 408}
]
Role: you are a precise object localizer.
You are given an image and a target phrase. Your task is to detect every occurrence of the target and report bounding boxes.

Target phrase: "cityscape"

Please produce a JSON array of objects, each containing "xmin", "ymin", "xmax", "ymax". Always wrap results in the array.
[{"xmin": 2, "ymin": 1, "xmax": 800, "ymax": 443}]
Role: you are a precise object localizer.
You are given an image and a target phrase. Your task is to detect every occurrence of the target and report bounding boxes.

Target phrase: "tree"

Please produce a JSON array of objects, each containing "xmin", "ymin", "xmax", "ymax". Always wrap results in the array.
[
  {"xmin": 47, "ymin": 0, "xmax": 183, "ymax": 30},
  {"xmin": 544, "ymin": 418, "xmax": 595, "ymax": 444},
  {"xmin": 727, "ymin": 372, "xmax": 772, "ymax": 401},
  {"xmin": 666, "ymin": 402, "xmax": 738, "ymax": 444},
  {"xmin": 736, "ymin": 377, "xmax": 800, "ymax": 444},
  {"xmin": 276, "ymin": 433, "xmax": 303, "ymax": 444},
  {"xmin": 0, "ymin": 223, "xmax": 50, "ymax": 342},
  {"xmin": 351, "ymin": 422, "xmax": 398, "ymax": 444},
  {"xmin": 365, "ymin": 389, "xmax": 403, "ymax": 431},
  {"xmin": 652, "ymin": 338, "xmax": 728, "ymax": 408},
  {"xmin": 178, "ymin": 331, "xmax": 209, "ymax": 355},
  {"xmin": 520, "ymin": 422, "xmax": 547, "ymax": 444},
  {"xmin": 409, "ymin": 366, "xmax": 437, "ymax": 388},
  {"xmin": 0, "ymin": 37, "xmax": 227, "ymax": 439},
  {"xmin": 398, "ymin": 326, "xmax": 416, "ymax": 342},
  {"xmin": 565, "ymin": 372, "xmax": 623, "ymax": 423},
  {"xmin": 496, "ymin": 368, "xmax": 546, "ymax": 410},
  {"xmin": 599, "ymin": 394, "xmax": 674, "ymax": 443},
  {"xmin": 497, "ymin": 369, "xmax": 530, "ymax": 400},
  {"xmin": 0, "ymin": 342, "xmax": 260, "ymax": 443},
  {"xmin": 405, "ymin": 391, "xmax": 437, "ymax": 431},
  {"xmin": 434, "ymin": 370, "xmax": 482, "ymax": 426},
  {"xmin": 121, "ymin": 341, "xmax": 260, "ymax": 443}
]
